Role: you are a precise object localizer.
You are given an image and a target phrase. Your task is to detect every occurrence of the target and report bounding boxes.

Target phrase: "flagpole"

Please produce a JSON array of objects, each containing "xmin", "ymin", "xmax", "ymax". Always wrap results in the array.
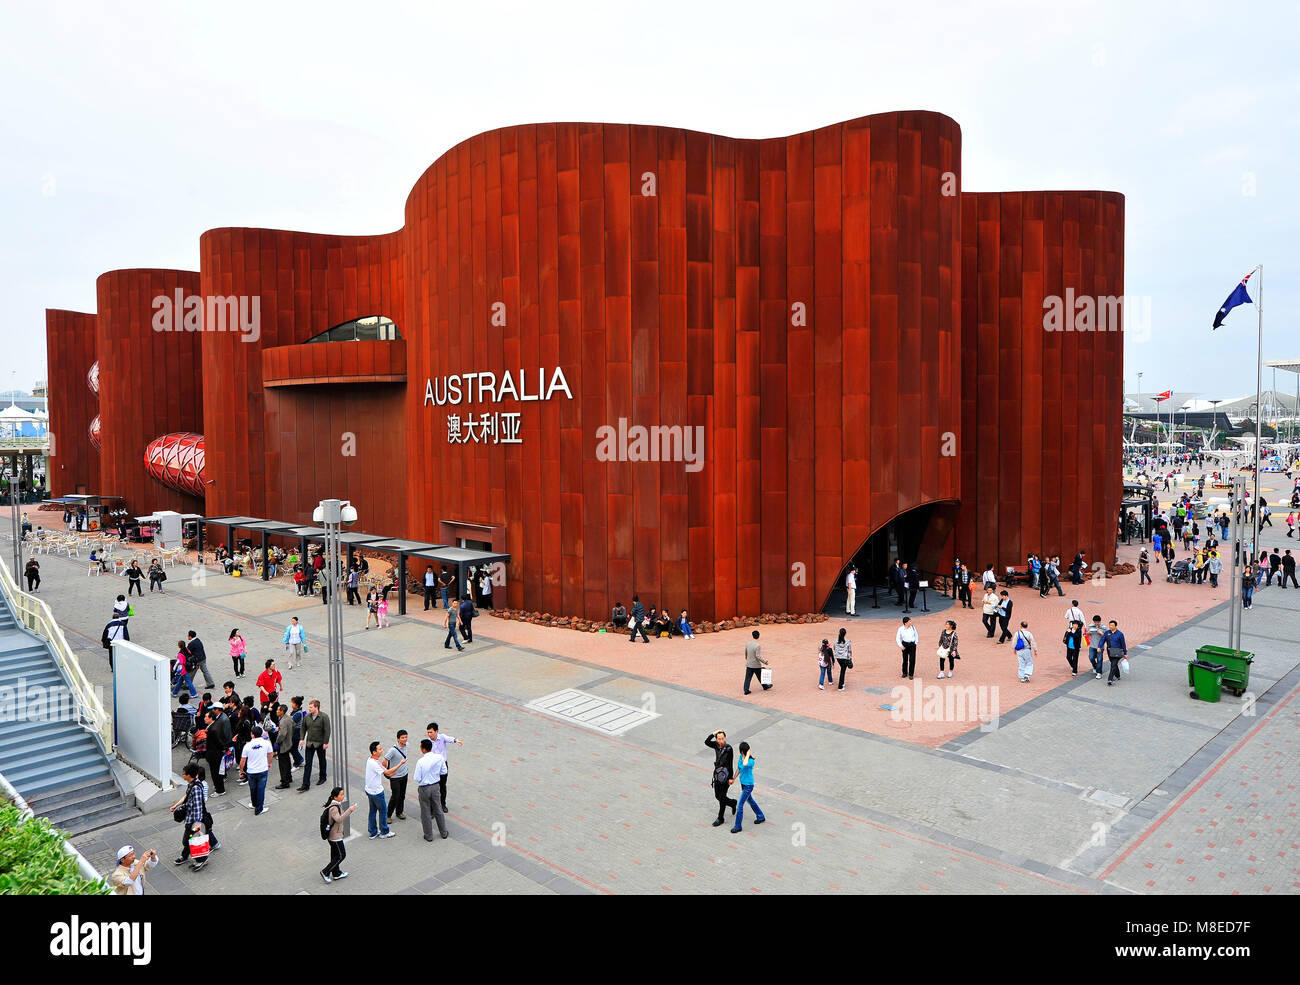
[{"xmin": 1251, "ymin": 264, "xmax": 1263, "ymax": 580}]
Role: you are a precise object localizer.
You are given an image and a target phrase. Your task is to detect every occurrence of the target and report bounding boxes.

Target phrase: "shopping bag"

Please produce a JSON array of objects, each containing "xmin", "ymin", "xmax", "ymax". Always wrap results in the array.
[
  {"xmin": 188, "ymin": 831, "xmax": 210, "ymax": 859},
  {"xmin": 760, "ymin": 667, "xmax": 772, "ymax": 687},
  {"xmin": 1119, "ymin": 657, "xmax": 1131, "ymax": 676}
]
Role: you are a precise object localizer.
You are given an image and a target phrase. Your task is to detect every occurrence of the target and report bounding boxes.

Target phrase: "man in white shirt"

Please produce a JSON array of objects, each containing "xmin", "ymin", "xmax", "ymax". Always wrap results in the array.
[
  {"xmin": 364, "ymin": 741, "xmax": 400, "ymax": 840},
  {"xmin": 413, "ymin": 739, "xmax": 450, "ymax": 841},
  {"xmin": 426, "ymin": 722, "xmax": 463, "ymax": 813},
  {"xmin": 896, "ymin": 616, "xmax": 919, "ymax": 680},
  {"xmin": 844, "ymin": 566, "xmax": 857, "ymax": 616},
  {"xmin": 1064, "ymin": 600, "xmax": 1085, "ymax": 628},
  {"xmin": 982, "ymin": 565, "xmax": 997, "ymax": 591},
  {"xmin": 238, "ymin": 725, "xmax": 274, "ymax": 816},
  {"xmin": 110, "ymin": 845, "xmax": 158, "ymax": 895}
]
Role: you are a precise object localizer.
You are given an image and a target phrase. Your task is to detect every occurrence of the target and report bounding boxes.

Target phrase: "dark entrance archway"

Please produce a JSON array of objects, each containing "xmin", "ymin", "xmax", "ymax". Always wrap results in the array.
[{"xmin": 823, "ymin": 500, "xmax": 960, "ymax": 615}]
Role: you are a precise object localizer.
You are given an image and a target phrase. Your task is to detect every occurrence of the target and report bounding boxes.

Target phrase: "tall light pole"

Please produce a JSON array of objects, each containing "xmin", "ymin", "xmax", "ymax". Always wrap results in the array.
[
  {"xmin": 1137, "ymin": 373, "xmax": 1144, "ymax": 443},
  {"xmin": 313, "ymin": 498, "xmax": 357, "ymax": 831}
]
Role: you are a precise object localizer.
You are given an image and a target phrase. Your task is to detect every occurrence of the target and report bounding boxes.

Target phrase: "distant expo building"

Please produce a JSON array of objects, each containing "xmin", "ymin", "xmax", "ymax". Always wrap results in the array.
[{"xmin": 46, "ymin": 111, "xmax": 1125, "ymax": 621}]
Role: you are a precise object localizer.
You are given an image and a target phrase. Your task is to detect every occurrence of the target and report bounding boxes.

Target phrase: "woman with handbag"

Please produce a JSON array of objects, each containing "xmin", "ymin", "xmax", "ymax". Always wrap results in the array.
[
  {"xmin": 832, "ymin": 628, "xmax": 853, "ymax": 691},
  {"xmin": 937, "ymin": 620, "xmax": 959, "ymax": 678},
  {"xmin": 229, "ymin": 628, "xmax": 247, "ymax": 679}
]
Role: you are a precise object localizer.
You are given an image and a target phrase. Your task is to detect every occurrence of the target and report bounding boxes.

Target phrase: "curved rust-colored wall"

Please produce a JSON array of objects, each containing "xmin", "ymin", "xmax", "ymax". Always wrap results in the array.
[
  {"xmin": 954, "ymin": 190, "xmax": 1125, "ymax": 572},
  {"xmin": 45, "ymin": 309, "xmax": 99, "ymax": 497},
  {"xmin": 402, "ymin": 112, "xmax": 964, "ymax": 620},
  {"xmin": 198, "ymin": 229, "xmax": 406, "ymax": 529},
  {"xmin": 48, "ymin": 112, "xmax": 1124, "ymax": 622},
  {"xmin": 94, "ymin": 269, "xmax": 205, "ymax": 514}
]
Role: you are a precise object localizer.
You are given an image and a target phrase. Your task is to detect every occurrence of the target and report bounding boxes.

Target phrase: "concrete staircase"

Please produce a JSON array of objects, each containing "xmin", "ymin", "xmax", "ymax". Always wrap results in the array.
[{"xmin": 0, "ymin": 595, "xmax": 137, "ymax": 835}]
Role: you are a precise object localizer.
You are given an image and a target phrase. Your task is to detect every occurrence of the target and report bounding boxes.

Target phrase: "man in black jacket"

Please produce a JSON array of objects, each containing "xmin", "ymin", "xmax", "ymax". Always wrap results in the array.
[
  {"xmin": 628, "ymin": 595, "xmax": 649, "ymax": 643},
  {"xmin": 704, "ymin": 730, "xmax": 737, "ymax": 827},
  {"xmin": 202, "ymin": 708, "xmax": 232, "ymax": 795},
  {"xmin": 186, "ymin": 631, "xmax": 215, "ymax": 688},
  {"xmin": 996, "ymin": 591, "xmax": 1015, "ymax": 644}
]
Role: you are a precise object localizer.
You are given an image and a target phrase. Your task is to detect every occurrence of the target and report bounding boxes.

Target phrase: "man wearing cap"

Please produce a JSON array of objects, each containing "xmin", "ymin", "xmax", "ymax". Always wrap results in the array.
[{"xmin": 110, "ymin": 845, "xmax": 158, "ymax": 895}]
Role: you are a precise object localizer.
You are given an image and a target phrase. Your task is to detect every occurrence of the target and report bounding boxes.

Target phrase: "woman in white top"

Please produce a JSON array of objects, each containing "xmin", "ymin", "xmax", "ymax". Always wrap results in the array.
[{"xmin": 832, "ymin": 628, "xmax": 853, "ymax": 691}]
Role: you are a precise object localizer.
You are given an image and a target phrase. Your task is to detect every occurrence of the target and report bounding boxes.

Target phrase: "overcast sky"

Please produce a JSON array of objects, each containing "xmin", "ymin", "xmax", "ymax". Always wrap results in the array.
[{"xmin": 2, "ymin": 0, "xmax": 1296, "ymax": 402}]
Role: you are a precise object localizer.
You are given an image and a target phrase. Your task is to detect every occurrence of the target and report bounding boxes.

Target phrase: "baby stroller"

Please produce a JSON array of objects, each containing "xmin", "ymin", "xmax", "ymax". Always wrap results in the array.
[
  {"xmin": 171, "ymin": 707, "xmax": 195, "ymax": 749},
  {"xmin": 1167, "ymin": 559, "xmax": 1193, "ymax": 584}
]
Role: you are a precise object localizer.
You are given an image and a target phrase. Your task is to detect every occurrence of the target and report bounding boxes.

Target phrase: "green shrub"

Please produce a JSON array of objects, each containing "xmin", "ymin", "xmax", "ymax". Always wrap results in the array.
[{"xmin": 0, "ymin": 803, "xmax": 108, "ymax": 895}]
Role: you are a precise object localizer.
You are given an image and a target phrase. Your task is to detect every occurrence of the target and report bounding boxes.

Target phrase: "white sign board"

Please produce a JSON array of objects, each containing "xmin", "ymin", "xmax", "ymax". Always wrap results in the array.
[{"xmin": 111, "ymin": 640, "xmax": 173, "ymax": 790}]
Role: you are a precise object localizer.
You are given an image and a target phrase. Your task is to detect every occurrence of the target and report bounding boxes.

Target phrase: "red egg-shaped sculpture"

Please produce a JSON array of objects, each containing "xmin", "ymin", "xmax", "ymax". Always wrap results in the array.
[
  {"xmin": 144, "ymin": 432, "xmax": 206, "ymax": 498},
  {"xmin": 88, "ymin": 414, "xmax": 101, "ymax": 451},
  {"xmin": 87, "ymin": 361, "xmax": 100, "ymax": 396}
]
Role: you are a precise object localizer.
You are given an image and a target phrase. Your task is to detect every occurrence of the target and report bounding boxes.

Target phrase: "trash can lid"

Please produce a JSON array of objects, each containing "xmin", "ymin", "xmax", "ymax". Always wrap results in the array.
[{"xmin": 1191, "ymin": 660, "xmax": 1227, "ymax": 672}]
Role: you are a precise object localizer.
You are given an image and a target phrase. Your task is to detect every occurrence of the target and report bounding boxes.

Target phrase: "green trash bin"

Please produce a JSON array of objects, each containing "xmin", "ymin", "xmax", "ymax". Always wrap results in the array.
[
  {"xmin": 1195, "ymin": 644, "xmax": 1254, "ymax": 696},
  {"xmin": 1188, "ymin": 660, "xmax": 1226, "ymax": 702}
]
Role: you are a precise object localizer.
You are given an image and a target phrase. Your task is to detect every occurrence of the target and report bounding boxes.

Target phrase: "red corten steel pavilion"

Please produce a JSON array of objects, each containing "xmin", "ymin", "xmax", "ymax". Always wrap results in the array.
[{"xmin": 45, "ymin": 110, "xmax": 1126, "ymax": 622}]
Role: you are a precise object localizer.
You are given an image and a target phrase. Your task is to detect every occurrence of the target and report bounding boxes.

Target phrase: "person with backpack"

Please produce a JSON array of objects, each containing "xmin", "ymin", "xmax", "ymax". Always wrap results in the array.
[
  {"xmin": 817, "ymin": 638, "xmax": 834, "ymax": 690},
  {"xmin": 384, "ymin": 730, "xmax": 411, "ymax": 822},
  {"xmin": 1063, "ymin": 620, "xmax": 1083, "ymax": 678},
  {"xmin": 1013, "ymin": 621, "xmax": 1038, "ymax": 683},
  {"xmin": 704, "ymin": 729, "xmax": 737, "ymax": 827},
  {"xmin": 729, "ymin": 741, "xmax": 765, "ymax": 833},
  {"xmin": 320, "ymin": 786, "xmax": 357, "ymax": 883}
]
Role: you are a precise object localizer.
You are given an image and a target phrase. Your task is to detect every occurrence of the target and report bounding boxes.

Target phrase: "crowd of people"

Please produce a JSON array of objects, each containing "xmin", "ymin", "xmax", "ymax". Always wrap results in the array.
[{"xmin": 613, "ymin": 596, "xmax": 695, "ymax": 640}]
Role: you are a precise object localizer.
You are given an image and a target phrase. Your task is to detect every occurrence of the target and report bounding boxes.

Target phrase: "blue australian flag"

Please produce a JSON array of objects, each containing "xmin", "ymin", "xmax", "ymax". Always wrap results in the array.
[{"xmin": 1212, "ymin": 271, "xmax": 1254, "ymax": 329}]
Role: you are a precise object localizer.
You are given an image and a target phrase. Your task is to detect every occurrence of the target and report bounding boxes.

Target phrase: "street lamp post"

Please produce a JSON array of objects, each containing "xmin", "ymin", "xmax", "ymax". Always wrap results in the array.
[{"xmin": 313, "ymin": 498, "xmax": 357, "ymax": 833}]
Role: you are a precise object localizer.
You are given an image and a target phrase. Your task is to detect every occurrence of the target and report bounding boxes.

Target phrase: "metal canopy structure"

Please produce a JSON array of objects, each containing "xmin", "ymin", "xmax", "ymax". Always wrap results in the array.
[
  {"xmin": 408, "ymin": 545, "xmax": 511, "ymax": 606},
  {"xmin": 357, "ymin": 539, "xmax": 445, "ymax": 615}
]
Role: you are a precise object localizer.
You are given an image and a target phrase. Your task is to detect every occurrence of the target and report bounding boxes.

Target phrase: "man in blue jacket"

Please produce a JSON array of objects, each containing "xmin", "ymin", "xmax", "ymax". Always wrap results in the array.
[{"xmin": 1101, "ymin": 620, "xmax": 1127, "ymax": 686}]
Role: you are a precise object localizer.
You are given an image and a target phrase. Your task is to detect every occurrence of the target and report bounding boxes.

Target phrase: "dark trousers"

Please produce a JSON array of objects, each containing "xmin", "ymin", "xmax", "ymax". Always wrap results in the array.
[
  {"xmin": 837, "ymin": 659, "xmax": 848, "ymax": 689},
  {"xmin": 997, "ymin": 616, "xmax": 1012, "ymax": 643},
  {"xmin": 424, "ymin": 586, "xmax": 436, "ymax": 610},
  {"xmin": 127, "ymin": 579, "xmax": 142, "ymax": 596},
  {"xmin": 629, "ymin": 621, "xmax": 649, "ymax": 642},
  {"xmin": 300, "ymin": 746, "xmax": 326, "ymax": 787},
  {"xmin": 743, "ymin": 667, "xmax": 770, "ymax": 693},
  {"xmin": 347, "ymin": 586, "xmax": 360, "ymax": 605},
  {"xmin": 460, "ymin": 617, "xmax": 473, "ymax": 643},
  {"xmin": 149, "ymin": 575, "xmax": 163, "ymax": 591},
  {"xmin": 439, "ymin": 771, "xmax": 449, "ymax": 812},
  {"xmin": 231, "ymin": 655, "xmax": 244, "ymax": 676},
  {"xmin": 1140, "ymin": 568, "xmax": 1152, "ymax": 584},
  {"xmin": 444, "ymin": 625, "xmax": 463, "ymax": 650},
  {"xmin": 900, "ymin": 642, "xmax": 917, "ymax": 678},
  {"xmin": 179, "ymin": 815, "xmax": 215, "ymax": 859},
  {"xmin": 205, "ymin": 751, "xmax": 226, "ymax": 793},
  {"xmin": 323, "ymin": 839, "xmax": 346, "ymax": 878},
  {"xmin": 982, "ymin": 612, "xmax": 997, "ymax": 637},
  {"xmin": 277, "ymin": 752, "xmax": 292, "ymax": 786},
  {"xmin": 958, "ymin": 584, "xmax": 971, "ymax": 608},
  {"xmin": 1065, "ymin": 647, "xmax": 1079, "ymax": 674},
  {"xmin": 1283, "ymin": 571, "xmax": 1299, "ymax": 588},
  {"xmin": 713, "ymin": 780, "xmax": 737, "ymax": 821},
  {"xmin": 388, "ymin": 775, "xmax": 408, "ymax": 818},
  {"xmin": 25, "ymin": 575, "xmax": 38, "ymax": 591},
  {"xmin": 480, "ymin": 594, "xmax": 494, "ymax": 609}
]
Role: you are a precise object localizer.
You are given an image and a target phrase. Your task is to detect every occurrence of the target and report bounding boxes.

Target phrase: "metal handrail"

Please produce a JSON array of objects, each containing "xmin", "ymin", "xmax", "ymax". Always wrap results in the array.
[
  {"xmin": 0, "ymin": 767, "xmax": 106, "ymax": 886},
  {"xmin": 0, "ymin": 554, "xmax": 112, "ymax": 752}
]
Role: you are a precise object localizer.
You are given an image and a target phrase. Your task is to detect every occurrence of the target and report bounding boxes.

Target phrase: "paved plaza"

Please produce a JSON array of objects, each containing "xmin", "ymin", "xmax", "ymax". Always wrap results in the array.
[{"xmin": 6, "ymin": 472, "xmax": 1298, "ymax": 895}]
